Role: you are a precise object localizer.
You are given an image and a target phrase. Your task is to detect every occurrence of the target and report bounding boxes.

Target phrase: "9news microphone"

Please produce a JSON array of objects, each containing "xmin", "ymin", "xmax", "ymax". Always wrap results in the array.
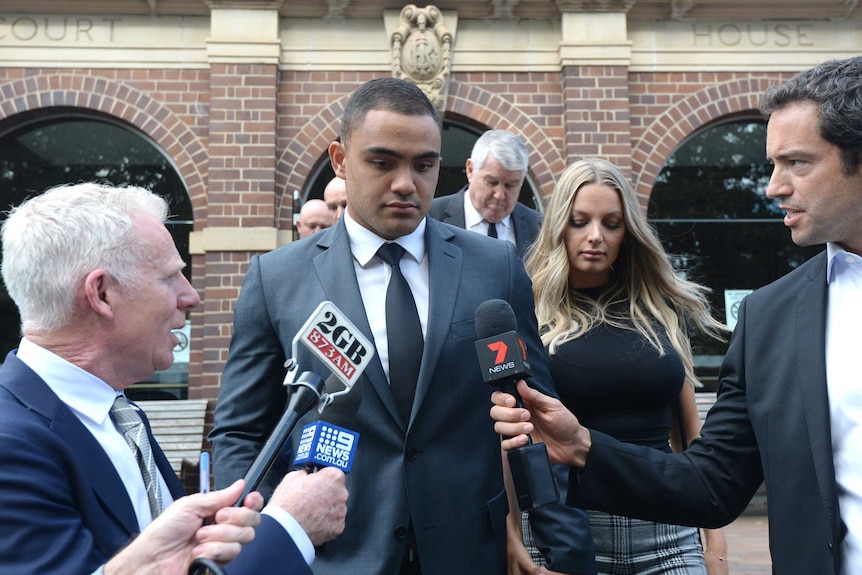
[
  {"xmin": 474, "ymin": 299, "xmax": 559, "ymax": 511},
  {"xmin": 293, "ymin": 374, "xmax": 363, "ymax": 472}
]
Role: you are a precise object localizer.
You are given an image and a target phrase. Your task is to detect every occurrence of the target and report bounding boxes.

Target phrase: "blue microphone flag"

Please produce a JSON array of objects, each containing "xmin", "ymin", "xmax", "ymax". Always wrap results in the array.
[{"xmin": 294, "ymin": 421, "xmax": 359, "ymax": 472}]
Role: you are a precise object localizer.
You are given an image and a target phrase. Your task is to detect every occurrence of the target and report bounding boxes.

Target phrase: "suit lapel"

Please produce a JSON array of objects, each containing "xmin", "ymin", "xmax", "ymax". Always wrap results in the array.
[
  {"xmin": 445, "ymin": 189, "xmax": 468, "ymax": 228},
  {"xmin": 795, "ymin": 254, "xmax": 840, "ymax": 541},
  {"xmin": 510, "ymin": 206, "xmax": 530, "ymax": 259},
  {"xmin": 411, "ymin": 220, "xmax": 461, "ymax": 425},
  {"xmin": 312, "ymin": 224, "xmax": 402, "ymax": 425},
  {"xmin": 1, "ymin": 356, "xmax": 141, "ymax": 537}
]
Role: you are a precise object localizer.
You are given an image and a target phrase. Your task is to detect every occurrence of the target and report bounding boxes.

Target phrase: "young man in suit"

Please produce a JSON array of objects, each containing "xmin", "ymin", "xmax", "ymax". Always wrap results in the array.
[
  {"xmin": 490, "ymin": 56, "xmax": 862, "ymax": 575},
  {"xmin": 429, "ymin": 129, "xmax": 542, "ymax": 260},
  {"xmin": 210, "ymin": 77, "xmax": 571, "ymax": 575},
  {"xmin": 0, "ymin": 182, "xmax": 347, "ymax": 574}
]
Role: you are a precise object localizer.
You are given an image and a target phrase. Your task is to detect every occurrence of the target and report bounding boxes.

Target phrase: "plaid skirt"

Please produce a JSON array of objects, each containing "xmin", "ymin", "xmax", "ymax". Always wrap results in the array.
[{"xmin": 589, "ymin": 510, "xmax": 706, "ymax": 575}]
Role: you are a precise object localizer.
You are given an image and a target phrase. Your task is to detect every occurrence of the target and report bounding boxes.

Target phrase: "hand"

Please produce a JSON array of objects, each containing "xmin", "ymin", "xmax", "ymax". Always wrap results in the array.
[
  {"xmin": 490, "ymin": 380, "xmax": 591, "ymax": 467},
  {"xmin": 269, "ymin": 467, "xmax": 348, "ymax": 546},
  {"xmin": 105, "ymin": 479, "xmax": 262, "ymax": 575}
]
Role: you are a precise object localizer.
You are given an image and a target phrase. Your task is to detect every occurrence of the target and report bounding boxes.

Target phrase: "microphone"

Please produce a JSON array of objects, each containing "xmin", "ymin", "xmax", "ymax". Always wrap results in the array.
[
  {"xmin": 232, "ymin": 370, "xmax": 325, "ymax": 506},
  {"xmin": 233, "ymin": 300, "xmax": 376, "ymax": 505},
  {"xmin": 474, "ymin": 299, "xmax": 559, "ymax": 511},
  {"xmin": 293, "ymin": 374, "xmax": 363, "ymax": 472}
]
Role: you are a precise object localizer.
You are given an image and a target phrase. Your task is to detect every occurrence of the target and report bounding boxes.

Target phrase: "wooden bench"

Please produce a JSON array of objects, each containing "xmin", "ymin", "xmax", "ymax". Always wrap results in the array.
[{"xmin": 137, "ymin": 399, "xmax": 209, "ymax": 486}]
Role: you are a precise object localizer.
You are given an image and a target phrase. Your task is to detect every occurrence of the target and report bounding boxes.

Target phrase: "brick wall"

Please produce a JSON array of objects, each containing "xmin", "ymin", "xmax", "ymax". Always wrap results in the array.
[{"xmin": 0, "ymin": 64, "xmax": 789, "ymax": 399}]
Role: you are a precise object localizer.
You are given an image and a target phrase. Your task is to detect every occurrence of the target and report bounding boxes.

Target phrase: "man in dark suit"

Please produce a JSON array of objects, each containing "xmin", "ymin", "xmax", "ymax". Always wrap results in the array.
[
  {"xmin": 0, "ymin": 182, "xmax": 347, "ymax": 575},
  {"xmin": 429, "ymin": 129, "xmax": 541, "ymax": 260},
  {"xmin": 490, "ymin": 56, "xmax": 862, "ymax": 575},
  {"xmin": 210, "ymin": 78, "xmax": 557, "ymax": 575}
]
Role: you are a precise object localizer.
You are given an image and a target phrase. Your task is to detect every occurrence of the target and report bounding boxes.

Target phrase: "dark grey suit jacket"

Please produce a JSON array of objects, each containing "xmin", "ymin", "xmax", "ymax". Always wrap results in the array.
[
  {"xmin": 211, "ymin": 217, "xmax": 555, "ymax": 575},
  {"xmin": 429, "ymin": 187, "xmax": 542, "ymax": 260},
  {"xmin": 570, "ymin": 251, "xmax": 842, "ymax": 574}
]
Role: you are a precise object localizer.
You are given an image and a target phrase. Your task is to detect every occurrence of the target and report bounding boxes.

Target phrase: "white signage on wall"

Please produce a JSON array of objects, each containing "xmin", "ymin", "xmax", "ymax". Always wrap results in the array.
[{"xmin": 724, "ymin": 290, "xmax": 754, "ymax": 331}]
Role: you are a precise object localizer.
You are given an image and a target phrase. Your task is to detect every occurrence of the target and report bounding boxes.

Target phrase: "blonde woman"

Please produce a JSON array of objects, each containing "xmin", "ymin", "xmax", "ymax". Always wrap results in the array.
[{"xmin": 519, "ymin": 158, "xmax": 728, "ymax": 575}]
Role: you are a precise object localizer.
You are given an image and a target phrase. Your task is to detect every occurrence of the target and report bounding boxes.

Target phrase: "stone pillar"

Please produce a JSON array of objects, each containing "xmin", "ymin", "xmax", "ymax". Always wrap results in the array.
[
  {"xmin": 559, "ymin": 9, "xmax": 633, "ymax": 174},
  {"xmin": 190, "ymin": 2, "xmax": 286, "ymax": 401}
]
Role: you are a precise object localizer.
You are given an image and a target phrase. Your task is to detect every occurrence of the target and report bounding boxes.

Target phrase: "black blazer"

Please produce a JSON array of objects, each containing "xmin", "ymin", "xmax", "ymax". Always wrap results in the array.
[
  {"xmin": 429, "ymin": 187, "xmax": 542, "ymax": 260},
  {"xmin": 570, "ymin": 251, "xmax": 842, "ymax": 574}
]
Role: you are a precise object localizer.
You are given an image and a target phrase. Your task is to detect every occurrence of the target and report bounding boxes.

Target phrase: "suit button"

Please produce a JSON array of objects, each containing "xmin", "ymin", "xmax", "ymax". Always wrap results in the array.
[
  {"xmin": 406, "ymin": 447, "xmax": 418, "ymax": 461},
  {"xmin": 394, "ymin": 526, "xmax": 408, "ymax": 540}
]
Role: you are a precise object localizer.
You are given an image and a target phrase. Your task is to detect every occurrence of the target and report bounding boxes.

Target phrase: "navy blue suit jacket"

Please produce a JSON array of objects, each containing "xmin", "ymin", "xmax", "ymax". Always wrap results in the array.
[
  {"xmin": 0, "ymin": 351, "xmax": 309, "ymax": 575},
  {"xmin": 428, "ymin": 187, "xmax": 542, "ymax": 260}
]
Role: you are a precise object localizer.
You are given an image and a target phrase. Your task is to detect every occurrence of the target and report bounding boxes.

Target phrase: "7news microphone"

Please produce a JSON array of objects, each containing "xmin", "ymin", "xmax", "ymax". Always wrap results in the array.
[{"xmin": 474, "ymin": 299, "xmax": 559, "ymax": 511}]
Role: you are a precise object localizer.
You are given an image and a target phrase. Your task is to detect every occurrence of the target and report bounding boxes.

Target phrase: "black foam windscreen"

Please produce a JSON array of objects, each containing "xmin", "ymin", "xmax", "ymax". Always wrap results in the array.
[{"xmin": 474, "ymin": 299, "xmax": 517, "ymax": 339}]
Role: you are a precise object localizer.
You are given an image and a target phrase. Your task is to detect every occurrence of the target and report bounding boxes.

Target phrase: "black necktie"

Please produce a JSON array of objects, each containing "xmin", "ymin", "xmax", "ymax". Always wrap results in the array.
[
  {"xmin": 487, "ymin": 221, "xmax": 498, "ymax": 238},
  {"xmin": 377, "ymin": 243, "xmax": 423, "ymax": 425}
]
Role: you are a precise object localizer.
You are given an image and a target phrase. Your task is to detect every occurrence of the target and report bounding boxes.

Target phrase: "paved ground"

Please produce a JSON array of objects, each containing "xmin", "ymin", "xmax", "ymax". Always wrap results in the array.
[{"xmin": 724, "ymin": 514, "xmax": 771, "ymax": 574}]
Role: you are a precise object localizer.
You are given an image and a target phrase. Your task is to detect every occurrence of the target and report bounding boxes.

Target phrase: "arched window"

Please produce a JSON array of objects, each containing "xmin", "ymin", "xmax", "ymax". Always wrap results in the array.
[
  {"xmin": 0, "ymin": 112, "xmax": 192, "ymax": 399},
  {"xmin": 648, "ymin": 116, "xmax": 822, "ymax": 387}
]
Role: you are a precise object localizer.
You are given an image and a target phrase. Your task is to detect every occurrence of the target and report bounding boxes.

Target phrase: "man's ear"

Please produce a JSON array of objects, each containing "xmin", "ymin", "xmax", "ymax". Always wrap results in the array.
[
  {"xmin": 83, "ymin": 269, "xmax": 115, "ymax": 320},
  {"xmin": 465, "ymin": 158, "xmax": 475, "ymax": 182},
  {"xmin": 329, "ymin": 141, "xmax": 347, "ymax": 179}
]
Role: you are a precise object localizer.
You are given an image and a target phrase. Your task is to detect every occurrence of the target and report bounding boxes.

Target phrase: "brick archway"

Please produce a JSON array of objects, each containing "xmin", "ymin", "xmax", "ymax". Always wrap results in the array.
[
  {"xmin": 447, "ymin": 80, "xmax": 564, "ymax": 204},
  {"xmin": 276, "ymin": 97, "xmax": 344, "ymax": 227},
  {"xmin": 633, "ymin": 78, "xmax": 777, "ymax": 203},
  {"xmin": 0, "ymin": 74, "xmax": 208, "ymax": 222}
]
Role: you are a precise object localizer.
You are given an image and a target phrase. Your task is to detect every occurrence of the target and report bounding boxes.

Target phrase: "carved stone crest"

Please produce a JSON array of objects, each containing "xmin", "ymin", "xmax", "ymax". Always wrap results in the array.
[{"xmin": 390, "ymin": 4, "xmax": 452, "ymax": 111}]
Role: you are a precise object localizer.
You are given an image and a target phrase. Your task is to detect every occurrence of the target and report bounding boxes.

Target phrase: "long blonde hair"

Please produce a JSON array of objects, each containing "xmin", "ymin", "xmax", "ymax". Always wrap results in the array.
[{"xmin": 526, "ymin": 158, "xmax": 726, "ymax": 387}]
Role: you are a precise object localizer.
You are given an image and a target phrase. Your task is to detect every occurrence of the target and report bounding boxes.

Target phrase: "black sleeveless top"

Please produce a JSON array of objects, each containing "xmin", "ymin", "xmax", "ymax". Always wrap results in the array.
[{"xmin": 549, "ymin": 289, "xmax": 684, "ymax": 453}]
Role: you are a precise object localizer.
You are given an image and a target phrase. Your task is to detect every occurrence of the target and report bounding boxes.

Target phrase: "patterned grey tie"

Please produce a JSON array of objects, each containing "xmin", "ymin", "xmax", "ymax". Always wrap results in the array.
[{"xmin": 110, "ymin": 395, "xmax": 163, "ymax": 518}]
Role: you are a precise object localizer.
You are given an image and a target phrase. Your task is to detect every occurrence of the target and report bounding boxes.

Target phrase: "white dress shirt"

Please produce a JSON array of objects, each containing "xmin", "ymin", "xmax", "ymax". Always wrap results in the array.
[
  {"xmin": 463, "ymin": 192, "xmax": 515, "ymax": 246},
  {"xmin": 343, "ymin": 211, "xmax": 429, "ymax": 383},
  {"xmin": 825, "ymin": 242, "xmax": 862, "ymax": 575}
]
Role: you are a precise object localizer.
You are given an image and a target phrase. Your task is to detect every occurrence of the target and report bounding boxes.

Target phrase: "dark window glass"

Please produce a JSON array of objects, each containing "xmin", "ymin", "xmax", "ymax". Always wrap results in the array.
[
  {"xmin": 648, "ymin": 118, "xmax": 822, "ymax": 388},
  {"xmin": 0, "ymin": 113, "xmax": 192, "ymax": 400}
]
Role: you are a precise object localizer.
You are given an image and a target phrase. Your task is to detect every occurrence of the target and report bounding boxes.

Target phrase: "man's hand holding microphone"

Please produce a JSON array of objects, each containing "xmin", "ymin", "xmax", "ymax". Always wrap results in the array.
[{"xmin": 490, "ymin": 378, "xmax": 592, "ymax": 469}]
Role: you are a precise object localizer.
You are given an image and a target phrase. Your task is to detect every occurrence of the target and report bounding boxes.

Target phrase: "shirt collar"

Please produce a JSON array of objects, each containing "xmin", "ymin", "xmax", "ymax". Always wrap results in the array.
[
  {"xmin": 16, "ymin": 337, "xmax": 120, "ymax": 426},
  {"xmin": 826, "ymin": 242, "xmax": 862, "ymax": 284},
  {"xmin": 463, "ymin": 192, "xmax": 512, "ymax": 231},
  {"xmin": 343, "ymin": 211, "xmax": 427, "ymax": 267}
]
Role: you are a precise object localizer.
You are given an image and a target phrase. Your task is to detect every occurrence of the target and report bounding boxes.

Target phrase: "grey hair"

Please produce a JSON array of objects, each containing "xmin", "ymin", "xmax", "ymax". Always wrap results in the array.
[
  {"xmin": 470, "ymin": 130, "xmax": 529, "ymax": 174},
  {"xmin": 2, "ymin": 182, "xmax": 168, "ymax": 333}
]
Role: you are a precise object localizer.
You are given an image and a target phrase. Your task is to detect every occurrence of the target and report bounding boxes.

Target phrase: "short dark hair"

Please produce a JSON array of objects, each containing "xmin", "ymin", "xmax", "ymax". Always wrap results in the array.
[
  {"xmin": 759, "ymin": 56, "xmax": 862, "ymax": 175},
  {"xmin": 340, "ymin": 77, "xmax": 442, "ymax": 146}
]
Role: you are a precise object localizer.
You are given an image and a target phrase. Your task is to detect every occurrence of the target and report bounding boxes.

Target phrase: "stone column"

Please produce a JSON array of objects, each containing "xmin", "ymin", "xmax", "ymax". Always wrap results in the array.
[{"xmin": 559, "ymin": 6, "xmax": 634, "ymax": 174}]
